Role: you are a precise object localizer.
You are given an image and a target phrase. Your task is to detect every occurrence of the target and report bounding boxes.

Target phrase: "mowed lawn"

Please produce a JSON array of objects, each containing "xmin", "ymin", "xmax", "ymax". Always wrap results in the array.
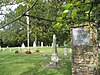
[{"xmin": 0, "ymin": 47, "xmax": 72, "ymax": 75}]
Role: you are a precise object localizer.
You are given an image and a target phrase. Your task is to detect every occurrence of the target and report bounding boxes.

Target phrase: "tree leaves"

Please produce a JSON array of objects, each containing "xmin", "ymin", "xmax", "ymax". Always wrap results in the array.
[
  {"xmin": 62, "ymin": 3, "xmax": 73, "ymax": 10},
  {"xmin": 53, "ymin": 22, "xmax": 63, "ymax": 29},
  {"xmin": 62, "ymin": 9, "xmax": 69, "ymax": 17},
  {"xmin": 71, "ymin": 9, "xmax": 78, "ymax": 19},
  {"xmin": 56, "ymin": 17, "xmax": 62, "ymax": 22}
]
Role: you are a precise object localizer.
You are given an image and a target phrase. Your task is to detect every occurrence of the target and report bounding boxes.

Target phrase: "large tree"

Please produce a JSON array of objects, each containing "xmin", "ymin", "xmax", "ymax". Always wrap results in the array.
[
  {"xmin": 54, "ymin": 0, "xmax": 100, "ymax": 42},
  {"xmin": 0, "ymin": 0, "xmax": 67, "ymax": 47}
]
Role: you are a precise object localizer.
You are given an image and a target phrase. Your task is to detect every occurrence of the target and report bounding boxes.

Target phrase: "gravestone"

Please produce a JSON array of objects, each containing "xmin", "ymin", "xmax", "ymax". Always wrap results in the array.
[
  {"xmin": 0, "ymin": 46, "xmax": 1, "ymax": 50},
  {"xmin": 21, "ymin": 43, "xmax": 25, "ymax": 48},
  {"xmin": 51, "ymin": 43, "xmax": 53, "ymax": 48},
  {"xmin": 33, "ymin": 41, "xmax": 36, "ymax": 47},
  {"xmin": 6, "ymin": 46, "xmax": 9, "ymax": 48},
  {"xmin": 99, "ymin": 49, "xmax": 100, "ymax": 53},
  {"xmin": 99, "ymin": 42, "xmax": 100, "ymax": 46},
  {"xmin": 48, "ymin": 34, "xmax": 60, "ymax": 67},
  {"xmin": 47, "ymin": 45, "xmax": 48, "ymax": 47},
  {"xmin": 72, "ymin": 25, "xmax": 98, "ymax": 75},
  {"xmin": 41, "ymin": 42, "xmax": 43, "ymax": 47},
  {"xmin": 56, "ymin": 44, "xmax": 59, "ymax": 48},
  {"xmin": 69, "ymin": 48, "xmax": 72, "ymax": 53},
  {"xmin": 64, "ymin": 48, "xmax": 67, "ymax": 56},
  {"xmin": 64, "ymin": 44, "xmax": 67, "ymax": 56},
  {"xmin": 3, "ymin": 48, "xmax": 5, "ymax": 51}
]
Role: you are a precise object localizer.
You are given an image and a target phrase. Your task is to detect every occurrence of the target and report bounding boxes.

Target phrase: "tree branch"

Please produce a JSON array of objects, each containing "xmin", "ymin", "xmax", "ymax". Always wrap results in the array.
[
  {"xmin": 19, "ymin": 19, "xmax": 31, "ymax": 26},
  {"xmin": 88, "ymin": 2, "xmax": 93, "ymax": 22},
  {"xmin": 0, "ymin": 0, "xmax": 38, "ymax": 29},
  {"xmin": 23, "ymin": 14, "xmax": 56, "ymax": 22}
]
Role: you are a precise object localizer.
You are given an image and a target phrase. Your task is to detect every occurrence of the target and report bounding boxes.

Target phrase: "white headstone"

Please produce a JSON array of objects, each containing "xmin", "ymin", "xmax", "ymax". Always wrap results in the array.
[
  {"xmin": 64, "ymin": 43, "xmax": 67, "ymax": 55},
  {"xmin": 47, "ymin": 45, "xmax": 48, "ymax": 47},
  {"xmin": 56, "ymin": 44, "xmax": 59, "ymax": 48},
  {"xmin": 69, "ymin": 48, "xmax": 72, "ymax": 53},
  {"xmin": 0, "ymin": 46, "xmax": 1, "ymax": 50},
  {"xmin": 33, "ymin": 41, "xmax": 36, "ymax": 47},
  {"xmin": 21, "ymin": 43, "xmax": 25, "ymax": 48},
  {"xmin": 6, "ymin": 46, "xmax": 9, "ymax": 48},
  {"xmin": 99, "ymin": 42, "xmax": 100, "ymax": 46},
  {"xmin": 64, "ymin": 48, "xmax": 67, "ymax": 56},
  {"xmin": 99, "ymin": 48, "xmax": 100, "ymax": 53},
  {"xmin": 51, "ymin": 43, "xmax": 53, "ymax": 48},
  {"xmin": 3, "ymin": 48, "xmax": 5, "ymax": 51},
  {"xmin": 70, "ymin": 56, "xmax": 72, "ymax": 61},
  {"xmin": 41, "ymin": 42, "xmax": 43, "ymax": 47}
]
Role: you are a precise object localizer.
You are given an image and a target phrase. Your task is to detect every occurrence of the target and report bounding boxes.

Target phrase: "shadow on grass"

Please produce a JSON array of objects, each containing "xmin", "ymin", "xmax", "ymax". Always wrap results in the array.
[
  {"xmin": 20, "ymin": 56, "xmax": 72, "ymax": 75},
  {"xmin": 20, "ymin": 66, "xmax": 58, "ymax": 75},
  {"xmin": 20, "ymin": 67, "xmax": 40, "ymax": 75}
]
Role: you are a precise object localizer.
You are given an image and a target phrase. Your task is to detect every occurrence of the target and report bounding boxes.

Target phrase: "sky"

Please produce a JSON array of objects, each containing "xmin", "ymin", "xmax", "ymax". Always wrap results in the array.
[
  {"xmin": 0, "ymin": 4, "xmax": 18, "ymax": 21},
  {"xmin": 0, "ymin": 4, "xmax": 18, "ymax": 30}
]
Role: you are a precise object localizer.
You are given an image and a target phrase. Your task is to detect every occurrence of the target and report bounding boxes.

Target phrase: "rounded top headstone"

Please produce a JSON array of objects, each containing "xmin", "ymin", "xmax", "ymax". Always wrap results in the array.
[{"xmin": 53, "ymin": 34, "xmax": 56, "ymax": 39}]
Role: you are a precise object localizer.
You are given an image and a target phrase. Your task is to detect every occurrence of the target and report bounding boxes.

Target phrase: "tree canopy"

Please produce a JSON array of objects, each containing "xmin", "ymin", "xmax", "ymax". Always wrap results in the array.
[{"xmin": 0, "ymin": 0, "xmax": 100, "ymax": 47}]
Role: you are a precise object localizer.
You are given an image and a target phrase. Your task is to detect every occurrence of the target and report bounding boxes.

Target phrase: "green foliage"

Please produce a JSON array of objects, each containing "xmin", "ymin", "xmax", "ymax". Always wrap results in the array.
[
  {"xmin": 62, "ymin": 3, "xmax": 73, "ymax": 10},
  {"xmin": 55, "ymin": 0, "xmax": 100, "ymax": 31},
  {"xmin": 71, "ymin": 9, "xmax": 78, "ymax": 19},
  {"xmin": 62, "ymin": 10, "xmax": 69, "ymax": 17},
  {"xmin": 1, "ymin": 0, "xmax": 99, "ymax": 47},
  {"xmin": 0, "ymin": 0, "xmax": 68, "ymax": 46}
]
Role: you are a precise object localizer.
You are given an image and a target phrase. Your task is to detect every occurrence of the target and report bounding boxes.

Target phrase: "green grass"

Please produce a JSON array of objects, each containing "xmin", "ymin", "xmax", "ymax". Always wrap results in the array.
[
  {"xmin": 0, "ymin": 47, "xmax": 100, "ymax": 75},
  {"xmin": 0, "ymin": 47, "xmax": 72, "ymax": 75}
]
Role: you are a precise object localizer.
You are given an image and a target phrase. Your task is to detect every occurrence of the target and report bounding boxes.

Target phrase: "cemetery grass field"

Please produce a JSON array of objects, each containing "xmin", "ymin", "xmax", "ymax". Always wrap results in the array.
[{"xmin": 0, "ymin": 47, "xmax": 72, "ymax": 75}]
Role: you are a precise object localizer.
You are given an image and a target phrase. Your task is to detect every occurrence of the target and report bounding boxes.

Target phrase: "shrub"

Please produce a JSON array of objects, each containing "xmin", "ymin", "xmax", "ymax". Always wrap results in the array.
[
  {"xmin": 25, "ymin": 51, "xmax": 31, "ymax": 54},
  {"xmin": 36, "ymin": 50, "xmax": 40, "ymax": 52},
  {"xmin": 15, "ymin": 50, "xmax": 19, "ymax": 53}
]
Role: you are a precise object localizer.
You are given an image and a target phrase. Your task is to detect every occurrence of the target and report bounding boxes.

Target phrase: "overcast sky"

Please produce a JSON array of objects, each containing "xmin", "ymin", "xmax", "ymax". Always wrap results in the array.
[{"xmin": 0, "ymin": 4, "xmax": 18, "ymax": 21}]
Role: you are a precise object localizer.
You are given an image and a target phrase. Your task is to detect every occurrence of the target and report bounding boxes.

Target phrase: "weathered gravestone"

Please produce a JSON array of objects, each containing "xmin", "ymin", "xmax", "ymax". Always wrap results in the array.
[
  {"xmin": 51, "ymin": 43, "xmax": 53, "ymax": 48},
  {"xmin": 41, "ymin": 42, "xmax": 43, "ymax": 47},
  {"xmin": 21, "ymin": 43, "xmax": 25, "ymax": 48},
  {"xmin": 72, "ymin": 25, "xmax": 98, "ymax": 75},
  {"xmin": 47, "ymin": 45, "xmax": 49, "ymax": 47},
  {"xmin": 64, "ymin": 43, "xmax": 67, "ymax": 56},
  {"xmin": 33, "ymin": 41, "xmax": 36, "ymax": 47},
  {"xmin": 69, "ymin": 48, "xmax": 72, "ymax": 53},
  {"xmin": 56, "ymin": 44, "xmax": 59, "ymax": 48},
  {"xmin": 48, "ymin": 34, "xmax": 60, "ymax": 67},
  {"xmin": 0, "ymin": 46, "xmax": 1, "ymax": 50},
  {"xmin": 2, "ymin": 48, "xmax": 5, "ymax": 51},
  {"xmin": 6, "ymin": 46, "xmax": 9, "ymax": 48},
  {"xmin": 64, "ymin": 47, "xmax": 67, "ymax": 56}
]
